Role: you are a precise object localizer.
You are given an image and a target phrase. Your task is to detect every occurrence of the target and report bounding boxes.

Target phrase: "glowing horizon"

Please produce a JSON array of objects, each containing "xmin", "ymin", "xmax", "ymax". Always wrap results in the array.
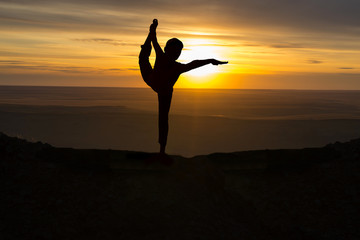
[{"xmin": 1, "ymin": 0, "xmax": 360, "ymax": 89}]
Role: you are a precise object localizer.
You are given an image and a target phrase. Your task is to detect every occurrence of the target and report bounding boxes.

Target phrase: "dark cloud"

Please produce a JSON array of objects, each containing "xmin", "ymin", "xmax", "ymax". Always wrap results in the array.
[
  {"xmin": 0, "ymin": 61, "xmax": 99, "ymax": 73},
  {"xmin": 127, "ymin": 68, "xmax": 140, "ymax": 71},
  {"xmin": 242, "ymin": 43, "xmax": 261, "ymax": 47},
  {"xmin": 2, "ymin": 0, "xmax": 359, "ymax": 37},
  {"xmin": 307, "ymin": 60, "xmax": 323, "ymax": 64},
  {"xmin": 0, "ymin": 60, "xmax": 25, "ymax": 64},
  {"xmin": 1, "ymin": 0, "xmax": 360, "ymax": 70},
  {"xmin": 0, "ymin": 1, "xmax": 148, "ymax": 35},
  {"xmin": 339, "ymin": 67, "xmax": 355, "ymax": 70},
  {"xmin": 0, "ymin": 50, "xmax": 105, "ymax": 59},
  {"xmin": 0, "ymin": 0, "xmax": 215, "ymax": 31},
  {"xmin": 224, "ymin": 0, "xmax": 360, "ymax": 35},
  {"xmin": 0, "ymin": 60, "xmax": 135, "ymax": 73},
  {"xmin": 107, "ymin": 68, "xmax": 123, "ymax": 71},
  {"xmin": 270, "ymin": 43, "xmax": 304, "ymax": 49},
  {"xmin": 73, "ymin": 38, "xmax": 138, "ymax": 46}
]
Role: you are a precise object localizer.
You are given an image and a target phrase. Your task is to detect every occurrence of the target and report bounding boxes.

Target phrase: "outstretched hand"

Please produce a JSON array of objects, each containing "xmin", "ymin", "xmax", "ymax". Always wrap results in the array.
[
  {"xmin": 150, "ymin": 19, "xmax": 158, "ymax": 33},
  {"xmin": 211, "ymin": 59, "xmax": 228, "ymax": 65}
]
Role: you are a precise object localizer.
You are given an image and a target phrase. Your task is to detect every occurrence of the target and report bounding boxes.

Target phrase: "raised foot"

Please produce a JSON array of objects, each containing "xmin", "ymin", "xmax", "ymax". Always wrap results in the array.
[
  {"xmin": 150, "ymin": 19, "xmax": 158, "ymax": 33},
  {"xmin": 153, "ymin": 19, "xmax": 158, "ymax": 27}
]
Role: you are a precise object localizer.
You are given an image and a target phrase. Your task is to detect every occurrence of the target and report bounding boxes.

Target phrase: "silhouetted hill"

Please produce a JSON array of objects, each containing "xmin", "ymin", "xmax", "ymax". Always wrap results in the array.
[{"xmin": 1, "ymin": 132, "xmax": 359, "ymax": 239}]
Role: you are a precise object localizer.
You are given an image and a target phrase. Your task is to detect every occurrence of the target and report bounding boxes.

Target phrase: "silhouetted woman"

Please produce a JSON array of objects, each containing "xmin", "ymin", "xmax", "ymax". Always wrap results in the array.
[{"xmin": 139, "ymin": 19, "xmax": 227, "ymax": 159}]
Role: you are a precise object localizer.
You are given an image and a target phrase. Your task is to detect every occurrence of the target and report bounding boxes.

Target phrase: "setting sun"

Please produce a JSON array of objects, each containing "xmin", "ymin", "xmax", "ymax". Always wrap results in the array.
[{"xmin": 180, "ymin": 39, "xmax": 223, "ymax": 77}]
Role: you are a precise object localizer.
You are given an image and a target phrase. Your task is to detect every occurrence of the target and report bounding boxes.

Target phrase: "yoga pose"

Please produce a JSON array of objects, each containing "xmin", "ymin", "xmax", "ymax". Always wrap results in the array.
[{"xmin": 139, "ymin": 19, "xmax": 227, "ymax": 157}]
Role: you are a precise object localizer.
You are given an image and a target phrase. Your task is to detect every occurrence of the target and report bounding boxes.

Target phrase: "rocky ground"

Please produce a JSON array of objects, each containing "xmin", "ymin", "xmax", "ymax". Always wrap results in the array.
[{"xmin": 0, "ymin": 132, "xmax": 359, "ymax": 239}]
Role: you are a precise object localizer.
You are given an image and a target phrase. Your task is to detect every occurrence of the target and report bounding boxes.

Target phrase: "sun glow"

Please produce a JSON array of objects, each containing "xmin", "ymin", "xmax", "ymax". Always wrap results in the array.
[{"xmin": 179, "ymin": 39, "xmax": 223, "ymax": 77}]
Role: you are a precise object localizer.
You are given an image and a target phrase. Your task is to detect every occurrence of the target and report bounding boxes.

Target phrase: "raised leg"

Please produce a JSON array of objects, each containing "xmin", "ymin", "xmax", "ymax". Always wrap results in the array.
[{"xmin": 138, "ymin": 33, "xmax": 153, "ymax": 87}]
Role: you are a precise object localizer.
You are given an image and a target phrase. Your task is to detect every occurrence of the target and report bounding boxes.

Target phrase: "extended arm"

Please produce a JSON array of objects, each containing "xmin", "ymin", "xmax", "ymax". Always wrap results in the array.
[
  {"xmin": 149, "ymin": 19, "xmax": 164, "ymax": 56},
  {"xmin": 181, "ymin": 59, "xmax": 228, "ymax": 73}
]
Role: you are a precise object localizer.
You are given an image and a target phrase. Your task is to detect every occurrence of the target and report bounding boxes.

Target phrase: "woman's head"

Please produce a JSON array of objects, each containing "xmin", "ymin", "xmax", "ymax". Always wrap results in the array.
[{"xmin": 164, "ymin": 38, "xmax": 183, "ymax": 61}]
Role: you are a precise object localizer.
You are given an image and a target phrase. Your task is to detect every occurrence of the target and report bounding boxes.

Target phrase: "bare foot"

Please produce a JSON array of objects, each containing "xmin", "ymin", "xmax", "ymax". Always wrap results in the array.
[
  {"xmin": 153, "ymin": 19, "xmax": 158, "ymax": 27},
  {"xmin": 144, "ymin": 153, "xmax": 159, "ymax": 164},
  {"xmin": 150, "ymin": 19, "xmax": 158, "ymax": 32},
  {"xmin": 158, "ymin": 153, "xmax": 174, "ymax": 166}
]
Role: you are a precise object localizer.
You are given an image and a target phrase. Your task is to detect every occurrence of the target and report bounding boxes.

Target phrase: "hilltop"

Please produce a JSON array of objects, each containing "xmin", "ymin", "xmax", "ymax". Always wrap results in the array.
[{"xmin": 1, "ymin": 132, "xmax": 359, "ymax": 239}]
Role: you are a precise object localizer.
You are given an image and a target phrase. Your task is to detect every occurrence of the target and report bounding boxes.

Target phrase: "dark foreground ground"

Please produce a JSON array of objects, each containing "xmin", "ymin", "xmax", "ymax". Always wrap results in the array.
[{"xmin": 0, "ymin": 133, "xmax": 359, "ymax": 240}]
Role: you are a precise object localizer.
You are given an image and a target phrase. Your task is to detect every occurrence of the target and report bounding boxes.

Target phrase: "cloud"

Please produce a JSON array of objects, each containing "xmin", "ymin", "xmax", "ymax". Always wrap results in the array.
[
  {"xmin": 0, "ymin": 1, "xmax": 148, "ymax": 34},
  {"xmin": 98, "ymin": 67, "xmax": 139, "ymax": 72},
  {"xmin": 107, "ymin": 68, "xmax": 138, "ymax": 71},
  {"xmin": 307, "ymin": 60, "xmax": 323, "ymax": 64},
  {"xmin": 1, "ymin": 0, "xmax": 360, "ymax": 37},
  {"xmin": 223, "ymin": 0, "xmax": 360, "ymax": 35},
  {"xmin": 73, "ymin": 38, "xmax": 138, "ymax": 46},
  {"xmin": 0, "ymin": 60, "xmax": 136, "ymax": 74},
  {"xmin": 107, "ymin": 68, "xmax": 123, "ymax": 71},
  {"xmin": 127, "ymin": 68, "xmax": 139, "ymax": 71},
  {"xmin": 0, "ymin": 60, "xmax": 25, "ymax": 64},
  {"xmin": 1, "ymin": 0, "xmax": 360, "ymax": 84},
  {"xmin": 0, "ymin": 61, "xmax": 99, "ymax": 73},
  {"xmin": 270, "ymin": 43, "xmax": 304, "ymax": 49},
  {"xmin": 339, "ymin": 67, "xmax": 355, "ymax": 70}
]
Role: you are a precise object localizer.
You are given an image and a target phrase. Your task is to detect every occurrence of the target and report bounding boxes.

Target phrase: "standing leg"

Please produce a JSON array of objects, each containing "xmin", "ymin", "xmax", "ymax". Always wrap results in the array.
[{"xmin": 158, "ymin": 92, "xmax": 173, "ymax": 154}]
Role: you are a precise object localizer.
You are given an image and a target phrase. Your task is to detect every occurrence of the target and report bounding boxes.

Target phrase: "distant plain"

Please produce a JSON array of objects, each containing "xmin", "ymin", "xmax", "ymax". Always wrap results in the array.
[{"xmin": 1, "ymin": 86, "xmax": 359, "ymax": 156}]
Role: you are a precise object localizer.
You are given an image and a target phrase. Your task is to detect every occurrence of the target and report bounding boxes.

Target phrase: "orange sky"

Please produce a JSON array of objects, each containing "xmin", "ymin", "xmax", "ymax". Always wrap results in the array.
[{"xmin": 1, "ymin": 0, "xmax": 360, "ymax": 89}]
